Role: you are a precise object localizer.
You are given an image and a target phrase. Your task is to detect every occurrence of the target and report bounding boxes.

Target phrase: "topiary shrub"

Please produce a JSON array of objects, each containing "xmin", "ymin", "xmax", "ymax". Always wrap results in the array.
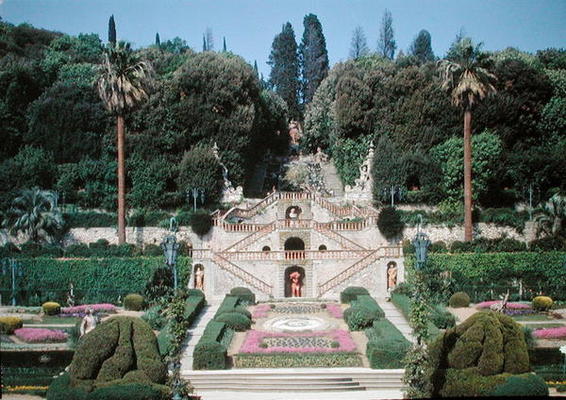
[
  {"xmin": 340, "ymin": 286, "xmax": 369, "ymax": 304},
  {"xmin": 42, "ymin": 301, "xmax": 62, "ymax": 315},
  {"xmin": 449, "ymin": 292, "xmax": 470, "ymax": 308},
  {"xmin": 67, "ymin": 316, "xmax": 166, "ymax": 393},
  {"xmin": 345, "ymin": 306, "xmax": 377, "ymax": 331},
  {"xmin": 377, "ymin": 207, "xmax": 405, "ymax": 240},
  {"xmin": 532, "ymin": 296, "xmax": 553, "ymax": 312},
  {"xmin": 217, "ymin": 305, "xmax": 251, "ymax": 319},
  {"xmin": 189, "ymin": 210, "xmax": 213, "ymax": 236},
  {"xmin": 0, "ymin": 316, "xmax": 23, "ymax": 334},
  {"xmin": 214, "ymin": 312, "xmax": 251, "ymax": 332},
  {"xmin": 431, "ymin": 305, "xmax": 456, "ymax": 329},
  {"xmin": 143, "ymin": 244, "xmax": 162, "ymax": 256},
  {"xmin": 367, "ymin": 339, "xmax": 410, "ymax": 369},
  {"xmin": 429, "ymin": 311, "xmax": 530, "ymax": 397},
  {"xmin": 229, "ymin": 287, "xmax": 256, "ymax": 304},
  {"xmin": 86, "ymin": 383, "xmax": 168, "ymax": 400},
  {"xmin": 529, "ymin": 237, "xmax": 566, "ymax": 251},
  {"xmin": 490, "ymin": 373, "xmax": 548, "ymax": 397},
  {"xmin": 193, "ymin": 341, "xmax": 227, "ymax": 370},
  {"xmin": 430, "ymin": 241, "xmax": 448, "ymax": 253},
  {"xmin": 124, "ymin": 294, "xmax": 145, "ymax": 311}
]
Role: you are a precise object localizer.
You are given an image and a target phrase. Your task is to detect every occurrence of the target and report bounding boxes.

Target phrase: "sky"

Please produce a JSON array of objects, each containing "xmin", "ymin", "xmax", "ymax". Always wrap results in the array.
[{"xmin": 1, "ymin": 0, "xmax": 565, "ymax": 77}]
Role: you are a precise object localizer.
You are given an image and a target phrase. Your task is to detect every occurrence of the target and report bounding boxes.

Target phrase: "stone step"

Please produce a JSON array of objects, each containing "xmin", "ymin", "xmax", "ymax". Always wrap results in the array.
[
  {"xmin": 192, "ymin": 389, "xmax": 404, "ymax": 400},
  {"xmin": 193, "ymin": 385, "xmax": 367, "ymax": 392}
]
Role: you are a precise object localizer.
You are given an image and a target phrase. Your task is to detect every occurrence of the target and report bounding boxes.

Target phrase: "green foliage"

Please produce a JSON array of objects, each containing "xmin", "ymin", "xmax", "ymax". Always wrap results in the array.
[
  {"xmin": 340, "ymin": 286, "xmax": 369, "ymax": 304},
  {"xmin": 351, "ymin": 295, "xmax": 385, "ymax": 318},
  {"xmin": 365, "ymin": 319, "xmax": 410, "ymax": 369},
  {"xmin": 233, "ymin": 352, "xmax": 362, "ymax": 368},
  {"xmin": 490, "ymin": 373, "xmax": 549, "ymax": 397},
  {"xmin": 431, "ymin": 304, "xmax": 456, "ymax": 329},
  {"xmin": 437, "ymin": 367, "xmax": 510, "ymax": 397},
  {"xmin": 193, "ymin": 341, "xmax": 227, "ymax": 370},
  {"xmin": 177, "ymin": 145, "xmax": 223, "ymax": 205},
  {"xmin": 86, "ymin": 383, "xmax": 167, "ymax": 400},
  {"xmin": 42, "ymin": 301, "xmax": 61, "ymax": 315},
  {"xmin": 46, "ymin": 373, "xmax": 88, "ymax": 400},
  {"xmin": 532, "ymin": 296, "xmax": 553, "ymax": 311},
  {"xmin": 449, "ymin": 292, "xmax": 471, "ymax": 308},
  {"xmin": 189, "ymin": 209, "xmax": 213, "ymax": 236},
  {"xmin": 144, "ymin": 268, "xmax": 173, "ymax": 305},
  {"xmin": 214, "ymin": 312, "xmax": 251, "ymax": 332},
  {"xmin": 530, "ymin": 236, "xmax": 566, "ymax": 251},
  {"xmin": 0, "ymin": 316, "xmax": 23, "ymax": 334},
  {"xmin": 345, "ymin": 306, "xmax": 379, "ymax": 331},
  {"xmin": 299, "ymin": 14, "xmax": 329, "ymax": 104},
  {"xmin": 376, "ymin": 207, "xmax": 405, "ymax": 240},
  {"xmin": 229, "ymin": 287, "xmax": 256, "ymax": 304},
  {"xmin": 0, "ymin": 257, "xmax": 190, "ymax": 305},
  {"xmin": 124, "ymin": 294, "xmax": 145, "ymax": 311}
]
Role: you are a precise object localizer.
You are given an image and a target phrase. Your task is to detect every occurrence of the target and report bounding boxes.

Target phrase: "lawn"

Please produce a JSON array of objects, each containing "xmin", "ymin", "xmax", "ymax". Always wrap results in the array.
[
  {"xmin": 23, "ymin": 316, "xmax": 81, "ymax": 325},
  {"xmin": 513, "ymin": 314, "xmax": 554, "ymax": 321}
]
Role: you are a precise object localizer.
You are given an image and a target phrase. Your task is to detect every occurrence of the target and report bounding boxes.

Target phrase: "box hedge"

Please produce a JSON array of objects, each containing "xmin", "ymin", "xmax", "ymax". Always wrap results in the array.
[
  {"xmin": 214, "ymin": 312, "xmax": 251, "ymax": 332},
  {"xmin": 0, "ymin": 316, "xmax": 23, "ymax": 334},
  {"xmin": 490, "ymin": 373, "xmax": 548, "ymax": 397},
  {"xmin": 532, "ymin": 296, "xmax": 553, "ymax": 311},
  {"xmin": 229, "ymin": 287, "xmax": 255, "ymax": 304},
  {"xmin": 124, "ymin": 294, "xmax": 144, "ymax": 311},
  {"xmin": 340, "ymin": 287, "xmax": 369, "ymax": 304},
  {"xmin": 42, "ymin": 301, "xmax": 61, "ymax": 315},
  {"xmin": 448, "ymin": 291, "xmax": 470, "ymax": 308},
  {"xmin": 193, "ymin": 341, "xmax": 227, "ymax": 370}
]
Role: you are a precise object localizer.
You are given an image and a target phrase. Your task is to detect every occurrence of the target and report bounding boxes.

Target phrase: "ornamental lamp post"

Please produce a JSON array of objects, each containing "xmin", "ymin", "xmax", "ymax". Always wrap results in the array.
[
  {"xmin": 161, "ymin": 219, "xmax": 180, "ymax": 292},
  {"xmin": 186, "ymin": 187, "xmax": 205, "ymax": 212},
  {"xmin": 1, "ymin": 258, "xmax": 24, "ymax": 306},
  {"xmin": 410, "ymin": 215, "xmax": 431, "ymax": 346},
  {"xmin": 412, "ymin": 215, "xmax": 430, "ymax": 270}
]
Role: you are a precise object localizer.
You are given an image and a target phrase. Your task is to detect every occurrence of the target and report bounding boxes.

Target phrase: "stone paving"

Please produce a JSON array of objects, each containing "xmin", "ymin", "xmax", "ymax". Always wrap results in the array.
[{"xmin": 179, "ymin": 302, "xmax": 220, "ymax": 371}]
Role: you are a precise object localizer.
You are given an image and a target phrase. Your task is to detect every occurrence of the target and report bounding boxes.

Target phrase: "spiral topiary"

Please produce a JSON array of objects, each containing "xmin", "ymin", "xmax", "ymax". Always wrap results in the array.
[
  {"xmin": 532, "ymin": 296, "xmax": 553, "ymax": 312},
  {"xmin": 42, "ymin": 301, "xmax": 62, "ymax": 315},
  {"xmin": 124, "ymin": 294, "xmax": 145, "ymax": 311},
  {"xmin": 449, "ymin": 291, "xmax": 471, "ymax": 308}
]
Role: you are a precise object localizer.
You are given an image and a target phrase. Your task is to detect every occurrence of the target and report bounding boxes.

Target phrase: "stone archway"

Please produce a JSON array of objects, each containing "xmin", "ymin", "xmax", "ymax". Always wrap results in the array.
[
  {"xmin": 284, "ymin": 237, "xmax": 305, "ymax": 260},
  {"xmin": 284, "ymin": 265, "xmax": 305, "ymax": 297}
]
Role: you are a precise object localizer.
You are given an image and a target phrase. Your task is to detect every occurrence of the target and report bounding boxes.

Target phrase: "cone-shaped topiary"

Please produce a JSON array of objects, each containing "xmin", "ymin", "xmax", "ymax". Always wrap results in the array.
[
  {"xmin": 429, "ymin": 311, "xmax": 530, "ymax": 397},
  {"xmin": 42, "ymin": 301, "xmax": 61, "ymax": 315}
]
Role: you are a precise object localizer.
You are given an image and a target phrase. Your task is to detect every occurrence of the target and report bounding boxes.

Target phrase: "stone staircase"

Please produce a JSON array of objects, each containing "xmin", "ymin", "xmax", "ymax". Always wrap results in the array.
[
  {"xmin": 321, "ymin": 161, "xmax": 344, "ymax": 197},
  {"xmin": 179, "ymin": 303, "xmax": 220, "ymax": 372},
  {"xmin": 212, "ymin": 253, "xmax": 273, "ymax": 295},
  {"xmin": 376, "ymin": 298, "xmax": 416, "ymax": 344},
  {"xmin": 182, "ymin": 368, "xmax": 405, "ymax": 399}
]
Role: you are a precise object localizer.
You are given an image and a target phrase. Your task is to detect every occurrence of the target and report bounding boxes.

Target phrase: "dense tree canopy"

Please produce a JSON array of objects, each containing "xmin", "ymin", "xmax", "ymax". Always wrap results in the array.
[{"xmin": 299, "ymin": 14, "xmax": 329, "ymax": 104}]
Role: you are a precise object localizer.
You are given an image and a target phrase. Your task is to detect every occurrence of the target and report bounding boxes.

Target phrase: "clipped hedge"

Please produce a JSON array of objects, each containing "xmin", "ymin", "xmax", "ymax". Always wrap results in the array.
[
  {"xmin": 193, "ymin": 341, "xmax": 227, "ymax": 370},
  {"xmin": 229, "ymin": 287, "xmax": 255, "ymax": 304},
  {"xmin": 532, "ymin": 296, "xmax": 553, "ymax": 311},
  {"xmin": 340, "ymin": 287, "xmax": 369, "ymax": 304},
  {"xmin": 449, "ymin": 291, "xmax": 470, "ymax": 308},
  {"xmin": 365, "ymin": 319, "xmax": 410, "ymax": 369},
  {"xmin": 0, "ymin": 316, "xmax": 23, "ymax": 334},
  {"xmin": 0, "ymin": 257, "xmax": 191, "ymax": 305},
  {"xmin": 490, "ymin": 373, "xmax": 548, "ymax": 397},
  {"xmin": 215, "ymin": 312, "xmax": 251, "ymax": 332},
  {"xmin": 233, "ymin": 352, "xmax": 362, "ymax": 368},
  {"xmin": 42, "ymin": 302, "xmax": 61, "ymax": 315},
  {"xmin": 124, "ymin": 294, "xmax": 144, "ymax": 311}
]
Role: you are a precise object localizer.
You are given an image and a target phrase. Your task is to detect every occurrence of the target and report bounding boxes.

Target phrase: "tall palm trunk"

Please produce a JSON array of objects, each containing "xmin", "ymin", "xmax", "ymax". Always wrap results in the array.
[
  {"xmin": 463, "ymin": 109, "xmax": 473, "ymax": 241},
  {"xmin": 116, "ymin": 115, "xmax": 126, "ymax": 244}
]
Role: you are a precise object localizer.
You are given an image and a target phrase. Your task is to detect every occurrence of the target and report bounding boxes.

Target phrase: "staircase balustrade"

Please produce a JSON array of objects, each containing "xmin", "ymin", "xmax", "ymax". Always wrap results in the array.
[
  {"xmin": 318, "ymin": 250, "xmax": 382, "ymax": 296},
  {"xmin": 313, "ymin": 223, "xmax": 367, "ymax": 250},
  {"xmin": 219, "ymin": 249, "xmax": 371, "ymax": 261},
  {"xmin": 212, "ymin": 253, "xmax": 273, "ymax": 294},
  {"xmin": 222, "ymin": 222, "xmax": 276, "ymax": 252}
]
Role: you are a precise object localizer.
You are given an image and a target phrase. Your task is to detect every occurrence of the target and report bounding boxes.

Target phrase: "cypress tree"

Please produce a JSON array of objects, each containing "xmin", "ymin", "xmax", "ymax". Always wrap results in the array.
[
  {"xmin": 268, "ymin": 22, "xmax": 300, "ymax": 119},
  {"xmin": 299, "ymin": 14, "xmax": 329, "ymax": 104},
  {"xmin": 155, "ymin": 32, "xmax": 161, "ymax": 47},
  {"xmin": 377, "ymin": 9, "xmax": 396, "ymax": 59},
  {"xmin": 108, "ymin": 15, "xmax": 116, "ymax": 46},
  {"xmin": 409, "ymin": 29, "xmax": 435, "ymax": 63},
  {"xmin": 253, "ymin": 60, "xmax": 259, "ymax": 78},
  {"xmin": 223, "ymin": 37, "xmax": 227, "ymax": 52},
  {"xmin": 202, "ymin": 34, "xmax": 207, "ymax": 52}
]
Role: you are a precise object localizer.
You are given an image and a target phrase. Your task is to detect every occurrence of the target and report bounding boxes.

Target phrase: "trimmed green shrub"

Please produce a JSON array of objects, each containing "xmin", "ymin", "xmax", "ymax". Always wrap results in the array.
[
  {"xmin": 351, "ymin": 295, "xmax": 385, "ymax": 319},
  {"xmin": 532, "ymin": 295, "xmax": 553, "ymax": 311},
  {"xmin": 377, "ymin": 207, "xmax": 404, "ymax": 240},
  {"xmin": 233, "ymin": 352, "xmax": 362, "ymax": 368},
  {"xmin": 367, "ymin": 339, "xmax": 410, "ymax": 369},
  {"xmin": 189, "ymin": 209, "xmax": 213, "ymax": 236},
  {"xmin": 124, "ymin": 294, "xmax": 144, "ymax": 311},
  {"xmin": 217, "ymin": 305, "xmax": 251, "ymax": 319},
  {"xmin": 229, "ymin": 287, "xmax": 255, "ymax": 304},
  {"xmin": 0, "ymin": 316, "xmax": 23, "ymax": 334},
  {"xmin": 490, "ymin": 373, "xmax": 549, "ymax": 397},
  {"xmin": 193, "ymin": 341, "xmax": 227, "ymax": 370},
  {"xmin": 340, "ymin": 287, "xmax": 369, "ymax": 304},
  {"xmin": 449, "ymin": 291, "xmax": 470, "ymax": 308},
  {"xmin": 201, "ymin": 321, "xmax": 227, "ymax": 343},
  {"xmin": 431, "ymin": 305, "xmax": 456, "ymax": 329},
  {"xmin": 42, "ymin": 301, "xmax": 61, "ymax": 315},
  {"xmin": 530, "ymin": 237, "xmax": 566, "ymax": 251},
  {"xmin": 215, "ymin": 295, "xmax": 241, "ymax": 316},
  {"xmin": 65, "ymin": 243, "xmax": 92, "ymax": 257},
  {"xmin": 46, "ymin": 373, "xmax": 88, "ymax": 400},
  {"xmin": 156, "ymin": 323, "xmax": 173, "ymax": 357},
  {"xmin": 214, "ymin": 312, "xmax": 251, "ymax": 332},
  {"xmin": 143, "ymin": 244, "xmax": 162, "ymax": 256},
  {"xmin": 86, "ymin": 383, "xmax": 167, "ymax": 400},
  {"xmin": 430, "ymin": 241, "xmax": 448, "ymax": 253},
  {"xmin": 438, "ymin": 367, "xmax": 510, "ymax": 397},
  {"xmin": 345, "ymin": 306, "xmax": 377, "ymax": 331}
]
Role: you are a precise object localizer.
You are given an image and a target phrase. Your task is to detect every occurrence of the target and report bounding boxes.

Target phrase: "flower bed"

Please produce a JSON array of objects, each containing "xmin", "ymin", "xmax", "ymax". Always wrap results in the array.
[
  {"xmin": 252, "ymin": 304, "xmax": 271, "ymax": 319},
  {"xmin": 14, "ymin": 328, "xmax": 68, "ymax": 343},
  {"xmin": 326, "ymin": 303, "xmax": 343, "ymax": 318},
  {"xmin": 240, "ymin": 329, "xmax": 356, "ymax": 353},
  {"xmin": 475, "ymin": 301, "xmax": 531, "ymax": 310},
  {"xmin": 60, "ymin": 303, "xmax": 116, "ymax": 317},
  {"xmin": 533, "ymin": 326, "xmax": 566, "ymax": 339},
  {"xmin": 233, "ymin": 352, "xmax": 362, "ymax": 368}
]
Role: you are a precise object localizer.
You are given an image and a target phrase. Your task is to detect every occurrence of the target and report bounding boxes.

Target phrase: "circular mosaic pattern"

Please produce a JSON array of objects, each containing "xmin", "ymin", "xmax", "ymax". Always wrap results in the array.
[{"xmin": 262, "ymin": 316, "xmax": 335, "ymax": 332}]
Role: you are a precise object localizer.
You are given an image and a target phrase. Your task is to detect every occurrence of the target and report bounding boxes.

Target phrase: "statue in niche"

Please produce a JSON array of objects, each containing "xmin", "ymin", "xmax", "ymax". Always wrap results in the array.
[
  {"xmin": 387, "ymin": 263, "xmax": 398, "ymax": 291},
  {"xmin": 194, "ymin": 265, "xmax": 204, "ymax": 290},
  {"xmin": 288, "ymin": 207, "xmax": 299, "ymax": 219},
  {"xmin": 289, "ymin": 270, "xmax": 302, "ymax": 297},
  {"xmin": 80, "ymin": 308, "xmax": 97, "ymax": 337}
]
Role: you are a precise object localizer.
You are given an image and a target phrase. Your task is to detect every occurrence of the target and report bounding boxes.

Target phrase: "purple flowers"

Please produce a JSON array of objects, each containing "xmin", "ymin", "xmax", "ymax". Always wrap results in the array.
[
  {"xmin": 60, "ymin": 303, "xmax": 116, "ymax": 317},
  {"xmin": 14, "ymin": 328, "xmax": 68, "ymax": 343},
  {"xmin": 533, "ymin": 326, "xmax": 566, "ymax": 339},
  {"xmin": 475, "ymin": 301, "xmax": 531, "ymax": 310},
  {"xmin": 240, "ymin": 329, "xmax": 357, "ymax": 353}
]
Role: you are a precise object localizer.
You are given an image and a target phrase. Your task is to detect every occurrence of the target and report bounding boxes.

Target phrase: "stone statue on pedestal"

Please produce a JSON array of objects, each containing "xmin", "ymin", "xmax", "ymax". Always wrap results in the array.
[
  {"xmin": 213, "ymin": 142, "xmax": 244, "ymax": 204},
  {"xmin": 345, "ymin": 142, "xmax": 374, "ymax": 203}
]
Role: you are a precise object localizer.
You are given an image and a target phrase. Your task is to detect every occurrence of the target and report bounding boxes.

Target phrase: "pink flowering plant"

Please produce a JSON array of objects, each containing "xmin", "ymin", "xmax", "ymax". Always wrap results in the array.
[
  {"xmin": 533, "ymin": 327, "xmax": 566, "ymax": 339},
  {"xmin": 325, "ymin": 303, "xmax": 343, "ymax": 319},
  {"xmin": 240, "ymin": 329, "xmax": 357, "ymax": 354},
  {"xmin": 252, "ymin": 304, "xmax": 271, "ymax": 320},
  {"xmin": 475, "ymin": 301, "xmax": 532, "ymax": 310},
  {"xmin": 60, "ymin": 303, "xmax": 116, "ymax": 317},
  {"xmin": 14, "ymin": 328, "xmax": 68, "ymax": 343}
]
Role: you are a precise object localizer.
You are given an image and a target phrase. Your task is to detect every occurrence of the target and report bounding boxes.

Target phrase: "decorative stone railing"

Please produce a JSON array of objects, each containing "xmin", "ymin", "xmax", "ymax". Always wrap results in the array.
[
  {"xmin": 313, "ymin": 223, "xmax": 367, "ymax": 250},
  {"xmin": 218, "ymin": 249, "xmax": 372, "ymax": 261},
  {"xmin": 212, "ymin": 253, "xmax": 273, "ymax": 294},
  {"xmin": 222, "ymin": 222, "xmax": 276, "ymax": 252}
]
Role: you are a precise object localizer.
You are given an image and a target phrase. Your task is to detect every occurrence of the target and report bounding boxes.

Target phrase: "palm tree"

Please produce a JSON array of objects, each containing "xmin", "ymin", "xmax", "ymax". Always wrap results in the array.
[
  {"xmin": 97, "ymin": 41, "xmax": 153, "ymax": 243},
  {"xmin": 535, "ymin": 193, "xmax": 565, "ymax": 238},
  {"xmin": 3, "ymin": 188, "xmax": 63, "ymax": 243},
  {"xmin": 438, "ymin": 38, "xmax": 496, "ymax": 241}
]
